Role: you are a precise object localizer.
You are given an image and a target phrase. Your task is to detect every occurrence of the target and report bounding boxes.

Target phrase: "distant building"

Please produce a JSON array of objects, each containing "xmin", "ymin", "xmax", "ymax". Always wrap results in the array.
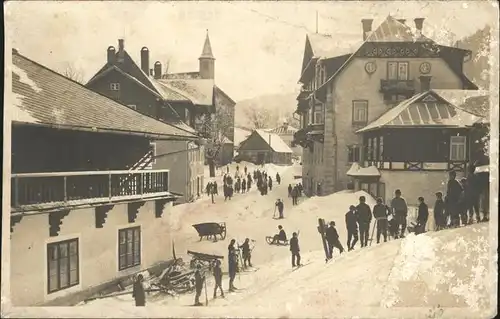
[
  {"xmin": 238, "ymin": 130, "xmax": 293, "ymax": 165},
  {"xmin": 10, "ymin": 50, "xmax": 199, "ymax": 306},
  {"xmin": 265, "ymin": 120, "xmax": 301, "ymax": 156},
  {"xmin": 293, "ymin": 16, "xmax": 486, "ymax": 203},
  {"xmin": 234, "ymin": 126, "xmax": 253, "ymax": 150}
]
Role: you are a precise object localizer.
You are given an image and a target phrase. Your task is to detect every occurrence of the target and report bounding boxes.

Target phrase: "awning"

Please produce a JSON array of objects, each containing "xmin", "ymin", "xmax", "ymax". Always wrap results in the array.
[{"xmin": 346, "ymin": 163, "xmax": 381, "ymax": 177}]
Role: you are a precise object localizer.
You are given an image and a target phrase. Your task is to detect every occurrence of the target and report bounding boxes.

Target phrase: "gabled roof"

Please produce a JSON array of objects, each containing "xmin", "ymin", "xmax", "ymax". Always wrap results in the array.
[
  {"xmin": 11, "ymin": 51, "xmax": 197, "ymax": 139},
  {"xmin": 253, "ymin": 129, "xmax": 293, "ymax": 153},
  {"xmin": 265, "ymin": 123, "xmax": 299, "ymax": 135},
  {"xmin": 357, "ymin": 90, "xmax": 485, "ymax": 133},
  {"xmin": 234, "ymin": 127, "xmax": 252, "ymax": 147},
  {"xmin": 158, "ymin": 79, "xmax": 215, "ymax": 106},
  {"xmin": 365, "ymin": 16, "xmax": 432, "ymax": 43}
]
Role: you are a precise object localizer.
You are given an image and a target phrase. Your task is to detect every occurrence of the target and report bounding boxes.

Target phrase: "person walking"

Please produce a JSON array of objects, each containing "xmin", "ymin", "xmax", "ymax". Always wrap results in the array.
[
  {"xmin": 356, "ymin": 196, "xmax": 372, "ymax": 247},
  {"xmin": 416, "ymin": 197, "xmax": 429, "ymax": 234},
  {"xmin": 290, "ymin": 232, "xmax": 301, "ymax": 267},
  {"xmin": 132, "ymin": 274, "xmax": 146, "ymax": 307},
  {"xmin": 390, "ymin": 189, "xmax": 408, "ymax": 238},
  {"xmin": 373, "ymin": 197, "xmax": 389, "ymax": 244},
  {"xmin": 345, "ymin": 205, "xmax": 359, "ymax": 251},
  {"xmin": 212, "ymin": 259, "xmax": 224, "ymax": 298}
]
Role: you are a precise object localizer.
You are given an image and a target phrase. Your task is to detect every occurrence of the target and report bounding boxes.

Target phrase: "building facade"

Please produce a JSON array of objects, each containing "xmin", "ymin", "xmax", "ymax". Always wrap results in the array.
[
  {"xmin": 238, "ymin": 130, "xmax": 293, "ymax": 165},
  {"xmin": 293, "ymin": 16, "xmax": 484, "ymax": 203},
  {"xmin": 10, "ymin": 51, "xmax": 199, "ymax": 305},
  {"xmin": 266, "ymin": 120, "xmax": 301, "ymax": 157}
]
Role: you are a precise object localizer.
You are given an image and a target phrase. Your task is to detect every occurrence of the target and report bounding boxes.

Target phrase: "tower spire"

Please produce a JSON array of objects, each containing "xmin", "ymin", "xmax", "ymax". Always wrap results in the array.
[
  {"xmin": 200, "ymin": 29, "xmax": 215, "ymax": 59},
  {"xmin": 199, "ymin": 29, "xmax": 215, "ymax": 79}
]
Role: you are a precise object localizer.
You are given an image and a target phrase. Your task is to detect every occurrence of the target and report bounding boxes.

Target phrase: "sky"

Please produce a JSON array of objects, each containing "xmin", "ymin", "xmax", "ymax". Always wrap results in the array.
[{"xmin": 5, "ymin": 1, "xmax": 498, "ymax": 101}]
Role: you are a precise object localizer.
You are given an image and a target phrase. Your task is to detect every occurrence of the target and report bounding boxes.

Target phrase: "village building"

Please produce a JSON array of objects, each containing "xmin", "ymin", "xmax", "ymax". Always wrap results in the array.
[
  {"xmin": 293, "ymin": 15, "xmax": 488, "ymax": 204},
  {"xmin": 9, "ymin": 50, "xmax": 201, "ymax": 306},
  {"xmin": 238, "ymin": 129, "xmax": 293, "ymax": 165},
  {"xmin": 264, "ymin": 120, "xmax": 301, "ymax": 157}
]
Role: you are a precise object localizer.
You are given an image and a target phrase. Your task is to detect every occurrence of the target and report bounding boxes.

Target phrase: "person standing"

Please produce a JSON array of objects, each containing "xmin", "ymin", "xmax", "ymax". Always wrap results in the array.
[
  {"xmin": 345, "ymin": 205, "xmax": 359, "ymax": 251},
  {"xmin": 416, "ymin": 197, "xmax": 429, "ymax": 234},
  {"xmin": 434, "ymin": 192, "xmax": 445, "ymax": 231},
  {"xmin": 227, "ymin": 239, "xmax": 238, "ymax": 291},
  {"xmin": 356, "ymin": 196, "xmax": 372, "ymax": 247},
  {"xmin": 290, "ymin": 232, "xmax": 301, "ymax": 267},
  {"xmin": 288, "ymin": 184, "xmax": 293, "ymax": 198},
  {"xmin": 213, "ymin": 181, "xmax": 218, "ymax": 195},
  {"xmin": 390, "ymin": 189, "xmax": 408, "ymax": 238},
  {"xmin": 275, "ymin": 199, "xmax": 284, "ymax": 219},
  {"xmin": 276, "ymin": 173, "xmax": 281, "ymax": 185},
  {"xmin": 268, "ymin": 176, "xmax": 273, "ymax": 191},
  {"xmin": 373, "ymin": 197, "xmax": 389, "ymax": 244},
  {"xmin": 325, "ymin": 221, "xmax": 344, "ymax": 257},
  {"xmin": 212, "ymin": 259, "xmax": 224, "ymax": 298},
  {"xmin": 465, "ymin": 166, "xmax": 481, "ymax": 224},
  {"xmin": 239, "ymin": 238, "xmax": 252, "ymax": 268},
  {"xmin": 446, "ymin": 170, "xmax": 463, "ymax": 228},
  {"xmin": 194, "ymin": 264, "xmax": 205, "ymax": 306},
  {"xmin": 132, "ymin": 274, "xmax": 146, "ymax": 307},
  {"xmin": 242, "ymin": 178, "xmax": 247, "ymax": 193},
  {"xmin": 291, "ymin": 186, "xmax": 298, "ymax": 205}
]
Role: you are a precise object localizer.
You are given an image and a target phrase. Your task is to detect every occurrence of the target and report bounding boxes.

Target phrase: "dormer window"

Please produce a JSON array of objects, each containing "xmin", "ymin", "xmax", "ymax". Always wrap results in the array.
[{"xmin": 110, "ymin": 83, "xmax": 120, "ymax": 91}]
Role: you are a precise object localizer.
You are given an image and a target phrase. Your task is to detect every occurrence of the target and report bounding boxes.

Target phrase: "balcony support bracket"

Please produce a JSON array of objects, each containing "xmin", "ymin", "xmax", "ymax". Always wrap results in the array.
[
  {"xmin": 10, "ymin": 215, "xmax": 23, "ymax": 233},
  {"xmin": 128, "ymin": 201, "xmax": 146, "ymax": 223},
  {"xmin": 49, "ymin": 209, "xmax": 70, "ymax": 237},
  {"xmin": 95, "ymin": 205, "xmax": 114, "ymax": 229}
]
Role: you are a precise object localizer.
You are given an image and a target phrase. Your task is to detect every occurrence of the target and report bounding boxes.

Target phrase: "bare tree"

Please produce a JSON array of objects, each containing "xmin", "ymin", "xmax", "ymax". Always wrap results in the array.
[
  {"xmin": 244, "ymin": 106, "xmax": 279, "ymax": 129},
  {"xmin": 62, "ymin": 62, "xmax": 85, "ymax": 84},
  {"xmin": 198, "ymin": 107, "xmax": 234, "ymax": 177}
]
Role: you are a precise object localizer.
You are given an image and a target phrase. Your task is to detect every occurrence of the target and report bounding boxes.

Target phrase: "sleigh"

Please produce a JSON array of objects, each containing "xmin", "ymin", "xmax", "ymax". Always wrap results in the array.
[
  {"xmin": 192, "ymin": 222, "xmax": 227, "ymax": 241},
  {"xmin": 265, "ymin": 236, "xmax": 289, "ymax": 246}
]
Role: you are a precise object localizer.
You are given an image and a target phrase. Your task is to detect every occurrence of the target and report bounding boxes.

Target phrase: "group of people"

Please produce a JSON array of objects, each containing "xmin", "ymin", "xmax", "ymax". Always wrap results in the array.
[
  {"xmin": 270, "ymin": 226, "xmax": 302, "ymax": 267},
  {"xmin": 287, "ymin": 183, "xmax": 303, "ymax": 205}
]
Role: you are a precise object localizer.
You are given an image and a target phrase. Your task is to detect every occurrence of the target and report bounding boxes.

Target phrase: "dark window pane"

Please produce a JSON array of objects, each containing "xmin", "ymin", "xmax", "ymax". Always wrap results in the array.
[{"xmin": 70, "ymin": 269, "xmax": 78, "ymax": 285}]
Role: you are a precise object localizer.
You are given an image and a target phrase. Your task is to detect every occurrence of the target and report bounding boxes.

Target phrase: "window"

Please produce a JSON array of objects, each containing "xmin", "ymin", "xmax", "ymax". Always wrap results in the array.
[
  {"xmin": 314, "ymin": 103, "xmax": 324, "ymax": 124},
  {"xmin": 450, "ymin": 136, "xmax": 466, "ymax": 161},
  {"xmin": 47, "ymin": 239, "xmax": 79, "ymax": 293},
  {"xmin": 110, "ymin": 83, "xmax": 120, "ymax": 91},
  {"xmin": 348, "ymin": 145, "xmax": 361, "ymax": 163},
  {"xmin": 387, "ymin": 62, "xmax": 409, "ymax": 80},
  {"xmin": 118, "ymin": 227, "xmax": 141, "ymax": 270},
  {"xmin": 352, "ymin": 100, "xmax": 368, "ymax": 125},
  {"xmin": 128, "ymin": 104, "xmax": 137, "ymax": 110}
]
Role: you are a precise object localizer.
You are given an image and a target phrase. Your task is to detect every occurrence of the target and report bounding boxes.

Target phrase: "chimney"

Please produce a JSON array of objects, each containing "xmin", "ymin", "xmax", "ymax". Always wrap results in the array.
[
  {"xmin": 397, "ymin": 19, "xmax": 406, "ymax": 24},
  {"xmin": 154, "ymin": 61, "xmax": 162, "ymax": 79},
  {"xmin": 420, "ymin": 75, "xmax": 432, "ymax": 92},
  {"xmin": 361, "ymin": 19, "xmax": 373, "ymax": 41},
  {"xmin": 117, "ymin": 39, "xmax": 125, "ymax": 62},
  {"xmin": 414, "ymin": 18, "xmax": 425, "ymax": 32},
  {"xmin": 107, "ymin": 46, "xmax": 116, "ymax": 64},
  {"xmin": 140, "ymin": 47, "xmax": 149, "ymax": 75}
]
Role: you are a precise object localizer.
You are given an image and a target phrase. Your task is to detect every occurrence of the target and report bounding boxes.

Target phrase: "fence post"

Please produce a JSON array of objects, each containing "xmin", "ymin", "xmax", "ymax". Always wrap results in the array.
[
  {"xmin": 109, "ymin": 173, "xmax": 112, "ymax": 200},
  {"xmin": 63, "ymin": 176, "xmax": 67, "ymax": 202},
  {"xmin": 139, "ymin": 172, "xmax": 143, "ymax": 196}
]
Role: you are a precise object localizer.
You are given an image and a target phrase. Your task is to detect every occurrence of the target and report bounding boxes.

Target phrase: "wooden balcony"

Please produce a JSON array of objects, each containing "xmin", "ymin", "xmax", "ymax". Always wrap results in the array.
[
  {"xmin": 11, "ymin": 170, "xmax": 170, "ymax": 210},
  {"xmin": 380, "ymin": 79, "xmax": 415, "ymax": 95}
]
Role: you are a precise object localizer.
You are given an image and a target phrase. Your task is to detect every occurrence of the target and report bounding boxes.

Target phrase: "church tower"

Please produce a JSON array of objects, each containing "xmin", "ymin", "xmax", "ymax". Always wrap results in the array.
[{"xmin": 199, "ymin": 30, "xmax": 215, "ymax": 79}]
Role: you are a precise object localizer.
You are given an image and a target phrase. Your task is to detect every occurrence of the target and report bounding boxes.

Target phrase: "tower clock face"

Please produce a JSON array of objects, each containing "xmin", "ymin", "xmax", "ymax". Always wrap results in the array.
[{"xmin": 420, "ymin": 62, "xmax": 431, "ymax": 74}]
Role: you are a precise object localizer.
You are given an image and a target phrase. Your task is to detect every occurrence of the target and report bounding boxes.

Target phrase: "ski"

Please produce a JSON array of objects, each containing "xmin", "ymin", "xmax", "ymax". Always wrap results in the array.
[{"xmin": 292, "ymin": 262, "xmax": 312, "ymax": 271}]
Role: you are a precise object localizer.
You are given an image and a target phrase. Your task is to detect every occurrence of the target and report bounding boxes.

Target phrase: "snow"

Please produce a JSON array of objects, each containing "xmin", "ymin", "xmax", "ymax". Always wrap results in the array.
[
  {"xmin": 346, "ymin": 163, "xmax": 381, "ymax": 177},
  {"xmin": 475, "ymin": 165, "xmax": 489, "ymax": 174},
  {"xmin": 254, "ymin": 129, "xmax": 293, "ymax": 153},
  {"xmin": 12, "ymin": 64, "xmax": 42, "ymax": 93},
  {"xmin": 11, "ymin": 93, "xmax": 39, "ymax": 123},
  {"xmin": 77, "ymin": 167, "xmax": 494, "ymax": 317},
  {"xmin": 233, "ymin": 127, "xmax": 252, "ymax": 147}
]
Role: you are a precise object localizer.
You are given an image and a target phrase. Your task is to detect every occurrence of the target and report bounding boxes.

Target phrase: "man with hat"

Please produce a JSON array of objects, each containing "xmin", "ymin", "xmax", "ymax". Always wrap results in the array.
[
  {"xmin": 325, "ymin": 221, "xmax": 344, "ymax": 257},
  {"xmin": 194, "ymin": 263, "xmax": 205, "ymax": 306},
  {"xmin": 373, "ymin": 197, "xmax": 390, "ymax": 244},
  {"xmin": 345, "ymin": 205, "xmax": 359, "ymax": 251}
]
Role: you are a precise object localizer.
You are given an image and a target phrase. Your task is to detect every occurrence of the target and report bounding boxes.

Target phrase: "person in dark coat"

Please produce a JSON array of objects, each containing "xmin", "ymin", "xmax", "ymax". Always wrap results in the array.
[
  {"xmin": 244, "ymin": 165, "xmax": 247, "ymax": 175},
  {"xmin": 298, "ymin": 183, "xmax": 303, "ymax": 196},
  {"xmin": 325, "ymin": 221, "xmax": 344, "ymax": 257},
  {"xmin": 434, "ymin": 192, "xmax": 445, "ymax": 230},
  {"xmin": 272, "ymin": 225, "xmax": 287, "ymax": 244},
  {"xmin": 345, "ymin": 205, "xmax": 359, "ymax": 251},
  {"xmin": 213, "ymin": 181, "xmax": 218, "ymax": 195},
  {"xmin": 356, "ymin": 196, "xmax": 372, "ymax": 247},
  {"xmin": 247, "ymin": 178, "xmax": 251, "ymax": 191},
  {"xmin": 276, "ymin": 173, "xmax": 281, "ymax": 185},
  {"xmin": 194, "ymin": 264, "xmax": 205, "ymax": 306},
  {"xmin": 416, "ymin": 197, "xmax": 429, "ymax": 234},
  {"xmin": 465, "ymin": 166, "xmax": 481, "ymax": 224},
  {"xmin": 227, "ymin": 239, "xmax": 237, "ymax": 291},
  {"xmin": 212, "ymin": 259, "xmax": 224, "ymax": 298},
  {"xmin": 288, "ymin": 184, "xmax": 293, "ymax": 198},
  {"xmin": 446, "ymin": 170, "xmax": 463, "ymax": 228},
  {"xmin": 239, "ymin": 238, "xmax": 252, "ymax": 268},
  {"xmin": 290, "ymin": 232, "xmax": 301, "ymax": 267},
  {"xmin": 390, "ymin": 189, "xmax": 408, "ymax": 238},
  {"xmin": 291, "ymin": 186, "xmax": 298, "ymax": 205},
  {"xmin": 242, "ymin": 178, "xmax": 247, "ymax": 192},
  {"xmin": 373, "ymin": 197, "xmax": 389, "ymax": 244},
  {"xmin": 132, "ymin": 274, "xmax": 146, "ymax": 307},
  {"xmin": 268, "ymin": 176, "xmax": 273, "ymax": 191},
  {"xmin": 275, "ymin": 198, "xmax": 284, "ymax": 219},
  {"xmin": 206, "ymin": 182, "xmax": 211, "ymax": 196},
  {"xmin": 235, "ymin": 178, "xmax": 241, "ymax": 193}
]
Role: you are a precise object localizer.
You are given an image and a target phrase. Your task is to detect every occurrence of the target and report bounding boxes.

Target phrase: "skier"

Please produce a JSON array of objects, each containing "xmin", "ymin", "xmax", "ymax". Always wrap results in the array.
[
  {"xmin": 239, "ymin": 238, "xmax": 252, "ymax": 268},
  {"xmin": 272, "ymin": 225, "xmax": 287, "ymax": 244},
  {"xmin": 325, "ymin": 221, "xmax": 344, "ymax": 257},
  {"xmin": 290, "ymin": 232, "xmax": 301, "ymax": 267},
  {"xmin": 390, "ymin": 189, "xmax": 408, "ymax": 238},
  {"xmin": 242, "ymin": 178, "xmax": 247, "ymax": 193},
  {"xmin": 268, "ymin": 176, "xmax": 273, "ymax": 191},
  {"xmin": 345, "ymin": 205, "xmax": 359, "ymax": 251},
  {"xmin": 288, "ymin": 184, "xmax": 293, "ymax": 198},
  {"xmin": 372, "ymin": 197, "xmax": 389, "ymax": 244},
  {"xmin": 194, "ymin": 264, "xmax": 205, "ymax": 306},
  {"xmin": 434, "ymin": 192, "xmax": 445, "ymax": 231},
  {"xmin": 415, "ymin": 196, "xmax": 429, "ymax": 234},
  {"xmin": 446, "ymin": 170, "xmax": 463, "ymax": 228},
  {"xmin": 212, "ymin": 259, "xmax": 224, "ymax": 298},
  {"xmin": 356, "ymin": 196, "xmax": 372, "ymax": 248},
  {"xmin": 227, "ymin": 239, "xmax": 238, "ymax": 291},
  {"xmin": 276, "ymin": 173, "xmax": 281, "ymax": 185},
  {"xmin": 275, "ymin": 198, "xmax": 284, "ymax": 219},
  {"xmin": 132, "ymin": 274, "xmax": 146, "ymax": 307}
]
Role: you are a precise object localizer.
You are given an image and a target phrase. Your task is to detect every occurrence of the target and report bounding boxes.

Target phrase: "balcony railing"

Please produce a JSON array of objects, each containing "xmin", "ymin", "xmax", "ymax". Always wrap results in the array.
[
  {"xmin": 11, "ymin": 170, "xmax": 170, "ymax": 208},
  {"xmin": 380, "ymin": 79, "xmax": 415, "ymax": 94}
]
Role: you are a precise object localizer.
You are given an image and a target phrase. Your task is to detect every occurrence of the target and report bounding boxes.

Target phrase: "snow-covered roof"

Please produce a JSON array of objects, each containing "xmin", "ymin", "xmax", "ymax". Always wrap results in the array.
[
  {"xmin": 357, "ymin": 91, "xmax": 484, "ymax": 133},
  {"xmin": 234, "ymin": 127, "xmax": 252, "ymax": 147},
  {"xmin": 157, "ymin": 79, "xmax": 214, "ymax": 106},
  {"xmin": 265, "ymin": 123, "xmax": 299, "ymax": 135},
  {"xmin": 254, "ymin": 129, "xmax": 293, "ymax": 153},
  {"xmin": 346, "ymin": 163, "xmax": 381, "ymax": 177}
]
